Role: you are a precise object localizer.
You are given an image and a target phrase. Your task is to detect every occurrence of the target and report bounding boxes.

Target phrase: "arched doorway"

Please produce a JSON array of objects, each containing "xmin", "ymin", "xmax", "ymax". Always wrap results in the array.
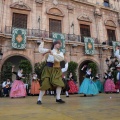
[
  {"xmin": 1, "ymin": 55, "xmax": 32, "ymax": 82},
  {"xmin": 79, "ymin": 60, "xmax": 99, "ymax": 85}
]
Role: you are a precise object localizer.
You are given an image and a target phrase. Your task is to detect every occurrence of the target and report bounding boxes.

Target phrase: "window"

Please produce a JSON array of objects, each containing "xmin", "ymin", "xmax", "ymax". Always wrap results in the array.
[
  {"xmin": 107, "ymin": 29, "xmax": 116, "ymax": 45},
  {"xmin": 80, "ymin": 24, "xmax": 91, "ymax": 42},
  {"xmin": 49, "ymin": 19, "xmax": 62, "ymax": 37},
  {"xmin": 104, "ymin": 0, "xmax": 109, "ymax": 7},
  {"xmin": 12, "ymin": 13, "xmax": 27, "ymax": 29}
]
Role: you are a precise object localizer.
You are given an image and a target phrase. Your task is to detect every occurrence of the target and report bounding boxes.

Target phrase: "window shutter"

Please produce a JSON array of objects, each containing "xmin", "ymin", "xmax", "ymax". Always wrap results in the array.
[
  {"xmin": 80, "ymin": 24, "xmax": 91, "ymax": 42},
  {"xmin": 12, "ymin": 13, "xmax": 27, "ymax": 29},
  {"xmin": 49, "ymin": 19, "xmax": 62, "ymax": 37}
]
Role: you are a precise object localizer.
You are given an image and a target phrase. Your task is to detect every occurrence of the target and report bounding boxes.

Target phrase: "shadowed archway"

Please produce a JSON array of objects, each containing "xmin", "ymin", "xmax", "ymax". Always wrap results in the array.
[{"xmin": 1, "ymin": 55, "xmax": 32, "ymax": 82}]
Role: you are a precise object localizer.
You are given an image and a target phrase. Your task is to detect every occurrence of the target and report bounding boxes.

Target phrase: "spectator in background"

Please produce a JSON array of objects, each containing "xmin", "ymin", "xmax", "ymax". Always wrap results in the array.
[{"xmin": 2, "ymin": 78, "xmax": 11, "ymax": 97}]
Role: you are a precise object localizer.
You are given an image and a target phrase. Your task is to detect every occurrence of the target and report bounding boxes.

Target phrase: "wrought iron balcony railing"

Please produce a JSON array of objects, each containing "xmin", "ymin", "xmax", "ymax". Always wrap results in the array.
[{"xmin": 4, "ymin": 26, "xmax": 101, "ymax": 44}]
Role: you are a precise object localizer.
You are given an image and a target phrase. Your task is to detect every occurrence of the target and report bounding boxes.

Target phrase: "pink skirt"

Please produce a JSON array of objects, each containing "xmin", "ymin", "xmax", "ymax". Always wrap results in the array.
[
  {"xmin": 10, "ymin": 80, "xmax": 26, "ymax": 98},
  {"xmin": 68, "ymin": 80, "xmax": 78, "ymax": 93},
  {"xmin": 104, "ymin": 79, "xmax": 116, "ymax": 92}
]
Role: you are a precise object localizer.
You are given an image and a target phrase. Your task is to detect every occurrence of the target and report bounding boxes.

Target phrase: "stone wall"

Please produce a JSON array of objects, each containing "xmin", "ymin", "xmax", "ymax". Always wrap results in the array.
[{"xmin": 0, "ymin": 0, "xmax": 120, "ymax": 83}]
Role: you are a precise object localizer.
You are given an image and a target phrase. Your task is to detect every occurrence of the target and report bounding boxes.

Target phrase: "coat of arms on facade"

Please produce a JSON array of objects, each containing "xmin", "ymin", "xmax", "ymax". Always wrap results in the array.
[
  {"xmin": 84, "ymin": 37, "xmax": 94, "ymax": 55},
  {"xmin": 12, "ymin": 28, "xmax": 27, "ymax": 49}
]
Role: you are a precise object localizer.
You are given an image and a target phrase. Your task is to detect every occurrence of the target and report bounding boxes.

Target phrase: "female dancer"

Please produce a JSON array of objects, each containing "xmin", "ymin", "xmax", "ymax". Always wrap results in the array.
[
  {"xmin": 67, "ymin": 73, "xmax": 78, "ymax": 94},
  {"xmin": 94, "ymin": 74, "xmax": 103, "ymax": 93},
  {"xmin": 114, "ymin": 46, "xmax": 120, "ymax": 93},
  {"xmin": 115, "ymin": 65, "xmax": 120, "ymax": 93},
  {"xmin": 10, "ymin": 66, "xmax": 26, "ymax": 98},
  {"xmin": 78, "ymin": 66, "xmax": 98, "ymax": 96},
  {"xmin": 30, "ymin": 73, "xmax": 40, "ymax": 95},
  {"xmin": 61, "ymin": 60, "xmax": 70, "ymax": 97},
  {"xmin": 104, "ymin": 71, "xmax": 117, "ymax": 93},
  {"xmin": 37, "ymin": 39, "xmax": 65, "ymax": 105}
]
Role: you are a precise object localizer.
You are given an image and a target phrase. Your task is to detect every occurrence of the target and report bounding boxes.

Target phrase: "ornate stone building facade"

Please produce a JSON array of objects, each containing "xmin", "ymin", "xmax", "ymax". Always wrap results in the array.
[{"xmin": 0, "ymin": 0, "xmax": 120, "ymax": 84}]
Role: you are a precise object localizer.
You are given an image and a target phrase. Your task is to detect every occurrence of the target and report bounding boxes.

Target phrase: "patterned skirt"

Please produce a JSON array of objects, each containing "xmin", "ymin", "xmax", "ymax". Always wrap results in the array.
[
  {"xmin": 10, "ymin": 80, "xmax": 26, "ymax": 98},
  {"xmin": 68, "ymin": 80, "xmax": 78, "ymax": 93},
  {"xmin": 104, "ymin": 79, "xmax": 116, "ymax": 92}
]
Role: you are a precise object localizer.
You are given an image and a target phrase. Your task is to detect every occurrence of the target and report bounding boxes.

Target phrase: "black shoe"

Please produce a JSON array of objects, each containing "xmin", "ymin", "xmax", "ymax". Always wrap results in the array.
[
  {"xmin": 66, "ymin": 96, "xmax": 69, "ymax": 97},
  {"xmin": 56, "ymin": 99, "xmax": 65, "ymax": 103},
  {"xmin": 84, "ymin": 94, "xmax": 86, "ymax": 97},
  {"xmin": 37, "ymin": 100, "xmax": 42, "ymax": 105}
]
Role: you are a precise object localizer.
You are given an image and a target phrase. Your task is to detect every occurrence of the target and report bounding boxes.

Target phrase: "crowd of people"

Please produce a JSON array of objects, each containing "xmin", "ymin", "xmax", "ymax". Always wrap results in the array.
[{"xmin": 1, "ymin": 39, "xmax": 120, "ymax": 106}]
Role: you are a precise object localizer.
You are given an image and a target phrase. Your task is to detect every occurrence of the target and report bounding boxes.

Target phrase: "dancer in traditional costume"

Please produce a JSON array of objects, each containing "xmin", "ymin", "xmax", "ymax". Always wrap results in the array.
[
  {"xmin": 67, "ymin": 73, "xmax": 78, "ymax": 94},
  {"xmin": 114, "ymin": 46, "xmax": 120, "ymax": 93},
  {"xmin": 10, "ymin": 66, "xmax": 26, "ymax": 98},
  {"xmin": 30, "ymin": 73, "xmax": 40, "ymax": 95},
  {"xmin": 115, "ymin": 65, "xmax": 120, "ymax": 93},
  {"xmin": 94, "ymin": 74, "xmax": 103, "ymax": 93},
  {"xmin": 104, "ymin": 71, "xmax": 117, "ymax": 93},
  {"xmin": 61, "ymin": 61, "xmax": 70, "ymax": 97},
  {"xmin": 37, "ymin": 39, "xmax": 65, "ymax": 105},
  {"xmin": 78, "ymin": 66, "xmax": 98, "ymax": 96}
]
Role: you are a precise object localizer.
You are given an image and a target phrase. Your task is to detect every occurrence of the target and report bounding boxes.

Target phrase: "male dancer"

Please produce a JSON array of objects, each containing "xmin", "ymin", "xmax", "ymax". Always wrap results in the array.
[{"xmin": 37, "ymin": 39, "xmax": 65, "ymax": 104}]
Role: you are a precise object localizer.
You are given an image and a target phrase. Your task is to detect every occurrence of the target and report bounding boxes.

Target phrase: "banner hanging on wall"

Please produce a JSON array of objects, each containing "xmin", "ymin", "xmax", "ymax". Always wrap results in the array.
[
  {"xmin": 84, "ymin": 37, "xmax": 95, "ymax": 55},
  {"xmin": 12, "ymin": 28, "xmax": 27, "ymax": 49},
  {"xmin": 52, "ymin": 32, "xmax": 65, "ymax": 53}
]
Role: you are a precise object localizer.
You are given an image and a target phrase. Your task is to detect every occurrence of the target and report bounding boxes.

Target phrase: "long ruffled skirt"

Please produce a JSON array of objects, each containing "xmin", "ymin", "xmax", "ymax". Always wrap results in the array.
[
  {"xmin": 78, "ymin": 78, "xmax": 98, "ymax": 95},
  {"xmin": 68, "ymin": 80, "xmax": 78, "ymax": 93},
  {"xmin": 30, "ymin": 81, "xmax": 40, "ymax": 94},
  {"xmin": 10, "ymin": 80, "xmax": 26, "ymax": 98},
  {"xmin": 104, "ymin": 79, "xmax": 116, "ymax": 92},
  {"xmin": 115, "ymin": 81, "xmax": 120, "ymax": 90},
  {"xmin": 95, "ymin": 80, "xmax": 103, "ymax": 93}
]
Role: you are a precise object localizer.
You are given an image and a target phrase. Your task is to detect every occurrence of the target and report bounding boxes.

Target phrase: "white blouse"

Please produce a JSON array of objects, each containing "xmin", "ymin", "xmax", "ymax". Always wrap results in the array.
[
  {"xmin": 39, "ymin": 42, "xmax": 64, "ymax": 62},
  {"xmin": 2, "ymin": 81, "xmax": 11, "ymax": 88},
  {"xmin": 61, "ymin": 62, "xmax": 68, "ymax": 73}
]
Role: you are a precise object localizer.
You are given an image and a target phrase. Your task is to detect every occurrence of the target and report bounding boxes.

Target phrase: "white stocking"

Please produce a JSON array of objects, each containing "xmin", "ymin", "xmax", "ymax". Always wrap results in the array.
[
  {"xmin": 50, "ymin": 91, "xmax": 53, "ymax": 94},
  {"xmin": 38, "ymin": 90, "xmax": 45, "ymax": 101},
  {"xmin": 117, "ymin": 89, "xmax": 119, "ymax": 93},
  {"xmin": 56, "ymin": 87, "xmax": 62, "ymax": 100},
  {"xmin": 65, "ymin": 91, "xmax": 69, "ymax": 96}
]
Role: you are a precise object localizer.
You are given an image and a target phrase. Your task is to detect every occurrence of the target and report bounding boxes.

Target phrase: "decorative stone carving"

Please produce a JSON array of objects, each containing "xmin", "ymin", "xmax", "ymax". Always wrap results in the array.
[
  {"xmin": 67, "ymin": 5, "xmax": 74, "ymax": 13},
  {"xmin": 77, "ymin": 14, "xmax": 92, "ymax": 22},
  {"xmin": 53, "ymin": 0, "xmax": 58, "ymax": 6},
  {"xmin": 47, "ymin": 7, "xmax": 64, "ymax": 17},
  {"xmin": 10, "ymin": 1, "xmax": 31, "ymax": 11},
  {"xmin": 94, "ymin": 7, "xmax": 102, "ymax": 17},
  {"xmin": 35, "ymin": 0, "xmax": 43, "ymax": 4},
  {"xmin": 19, "ymin": 0, "xmax": 24, "ymax": 5},
  {"xmin": 67, "ymin": 5, "xmax": 74, "ymax": 10},
  {"xmin": 105, "ymin": 20, "xmax": 116, "ymax": 27}
]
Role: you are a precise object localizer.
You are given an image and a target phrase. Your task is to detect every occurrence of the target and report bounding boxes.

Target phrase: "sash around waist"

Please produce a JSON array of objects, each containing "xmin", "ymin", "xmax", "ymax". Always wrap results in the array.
[
  {"xmin": 46, "ymin": 62, "xmax": 54, "ymax": 67},
  {"xmin": 46, "ymin": 62, "xmax": 60, "ymax": 68}
]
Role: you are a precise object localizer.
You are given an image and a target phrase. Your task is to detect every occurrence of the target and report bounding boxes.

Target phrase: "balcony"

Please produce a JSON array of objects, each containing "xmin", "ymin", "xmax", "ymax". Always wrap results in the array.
[{"xmin": 4, "ymin": 26, "xmax": 100, "ymax": 44}]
